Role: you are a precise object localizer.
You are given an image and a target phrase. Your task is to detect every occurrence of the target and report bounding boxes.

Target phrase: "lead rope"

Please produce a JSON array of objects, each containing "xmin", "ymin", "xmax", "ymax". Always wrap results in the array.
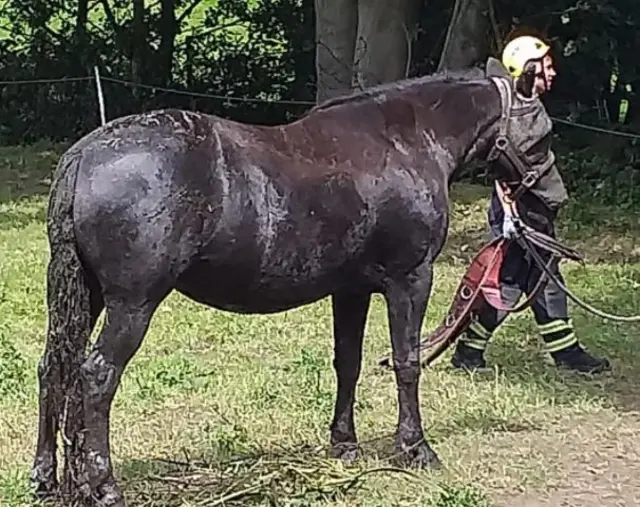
[
  {"xmin": 517, "ymin": 228, "xmax": 640, "ymax": 322},
  {"xmin": 499, "ymin": 181, "xmax": 640, "ymax": 323}
]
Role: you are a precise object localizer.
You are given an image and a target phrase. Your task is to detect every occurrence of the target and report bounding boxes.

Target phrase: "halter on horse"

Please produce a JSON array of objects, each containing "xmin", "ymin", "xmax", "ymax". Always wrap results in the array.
[{"xmin": 33, "ymin": 68, "xmax": 565, "ymax": 506}]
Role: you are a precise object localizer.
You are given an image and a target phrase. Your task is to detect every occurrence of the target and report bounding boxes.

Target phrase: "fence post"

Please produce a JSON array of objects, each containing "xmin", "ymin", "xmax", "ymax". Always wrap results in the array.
[{"xmin": 94, "ymin": 65, "xmax": 106, "ymax": 126}]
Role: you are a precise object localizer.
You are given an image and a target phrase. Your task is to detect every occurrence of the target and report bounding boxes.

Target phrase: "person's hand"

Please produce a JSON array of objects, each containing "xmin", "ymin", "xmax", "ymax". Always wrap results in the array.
[{"xmin": 502, "ymin": 213, "xmax": 519, "ymax": 239}]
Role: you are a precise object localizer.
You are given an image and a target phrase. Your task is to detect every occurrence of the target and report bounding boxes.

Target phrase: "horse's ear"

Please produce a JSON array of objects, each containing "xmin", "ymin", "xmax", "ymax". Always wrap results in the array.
[{"xmin": 515, "ymin": 62, "xmax": 538, "ymax": 98}]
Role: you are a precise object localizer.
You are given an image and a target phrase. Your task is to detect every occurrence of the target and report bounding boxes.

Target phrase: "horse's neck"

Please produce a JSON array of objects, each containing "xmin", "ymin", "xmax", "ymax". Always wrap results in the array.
[
  {"xmin": 309, "ymin": 79, "xmax": 501, "ymax": 181},
  {"xmin": 420, "ymin": 82, "xmax": 501, "ymax": 181},
  {"xmin": 417, "ymin": 116, "xmax": 500, "ymax": 184}
]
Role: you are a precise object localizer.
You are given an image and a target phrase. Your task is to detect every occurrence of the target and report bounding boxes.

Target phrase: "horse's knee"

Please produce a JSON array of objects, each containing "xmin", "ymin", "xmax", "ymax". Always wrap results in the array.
[{"xmin": 393, "ymin": 360, "xmax": 420, "ymax": 385}]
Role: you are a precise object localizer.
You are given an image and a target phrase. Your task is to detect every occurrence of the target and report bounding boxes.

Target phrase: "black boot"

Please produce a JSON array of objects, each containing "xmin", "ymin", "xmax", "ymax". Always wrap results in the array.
[
  {"xmin": 551, "ymin": 343, "xmax": 612, "ymax": 374},
  {"xmin": 451, "ymin": 339, "xmax": 489, "ymax": 372},
  {"xmin": 539, "ymin": 319, "xmax": 612, "ymax": 374}
]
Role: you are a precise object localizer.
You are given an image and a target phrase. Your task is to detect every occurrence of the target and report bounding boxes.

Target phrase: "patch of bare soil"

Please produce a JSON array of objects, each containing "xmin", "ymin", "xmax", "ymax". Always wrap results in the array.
[{"xmin": 493, "ymin": 411, "xmax": 640, "ymax": 507}]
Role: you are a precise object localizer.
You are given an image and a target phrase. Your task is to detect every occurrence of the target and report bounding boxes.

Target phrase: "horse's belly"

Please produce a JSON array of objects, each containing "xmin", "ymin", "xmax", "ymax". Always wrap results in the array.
[{"xmin": 174, "ymin": 258, "xmax": 345, "ymax": 314}]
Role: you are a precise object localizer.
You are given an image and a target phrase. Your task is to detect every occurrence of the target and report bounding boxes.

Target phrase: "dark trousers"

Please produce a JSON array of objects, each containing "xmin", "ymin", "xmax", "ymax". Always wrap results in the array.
[{"xmin": 461, "ymin": 188, "xmax": 577, "ymax": 353}]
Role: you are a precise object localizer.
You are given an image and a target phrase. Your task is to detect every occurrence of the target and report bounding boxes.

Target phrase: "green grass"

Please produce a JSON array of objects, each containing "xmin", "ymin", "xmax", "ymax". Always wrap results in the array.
[{"xmin": 1, "ymin": 143, "xmax": 639, "ymax": 507}]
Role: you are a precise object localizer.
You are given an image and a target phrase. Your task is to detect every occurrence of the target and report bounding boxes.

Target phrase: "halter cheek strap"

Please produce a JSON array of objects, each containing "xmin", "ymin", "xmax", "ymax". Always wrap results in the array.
[{"xmin": 486, "ymin": 76, "xmax": 555, "ymax": 200}]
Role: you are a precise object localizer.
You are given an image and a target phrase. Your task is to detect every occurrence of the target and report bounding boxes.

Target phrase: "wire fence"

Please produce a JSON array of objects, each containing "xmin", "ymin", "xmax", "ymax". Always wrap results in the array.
[{"xmin": 1, "ymin": 73, "xmax": 640, "ymax": 140}]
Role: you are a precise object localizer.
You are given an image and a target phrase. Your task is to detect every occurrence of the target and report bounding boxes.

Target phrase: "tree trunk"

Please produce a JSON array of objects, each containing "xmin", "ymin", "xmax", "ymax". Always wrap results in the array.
[
  {"xmin": 314, "ymin": 0, "xmax": 419, "ymax": 103},
  {"xmin": 131, "ymin": 0, "xmax": 146, "ymax": 103},
  {"xmin": 73, "ymin": 0, "xmax": 89, "ymax": 71},
  {"xmin": 353, "ymin": 0, "xmax": 419, "ymax": 87},
  {"xmin": 314, "ymin": 0, "xmax": 358, "ymax": 103},
  {"xmin": 131, "ymin": 0, "xmax": 146, "ymax": 81},
  {"xmin": 437, "ymin": 0, "xmax": 491, "ymax": 71},
  {"xmin": 158, "ymin": 0, "xmax": 178, "ymax": 86}
]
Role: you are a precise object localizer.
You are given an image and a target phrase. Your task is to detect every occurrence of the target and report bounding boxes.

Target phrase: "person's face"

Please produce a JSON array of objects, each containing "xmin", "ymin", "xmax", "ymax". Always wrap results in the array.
[{"xmin": 533, "ymin": 54, "xmax": 556, "ymax": 94}]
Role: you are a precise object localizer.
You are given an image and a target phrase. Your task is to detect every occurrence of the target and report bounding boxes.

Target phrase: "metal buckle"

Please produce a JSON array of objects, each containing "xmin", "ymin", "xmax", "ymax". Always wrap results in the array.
[
  {"xmin": 495, "ymin": 135, "xmax": 509, "ymax": 151},
  {"xmin": 460, "ymin": 285, "xmax": 473, "ymax": 300},
  {"xmin": 521, "ymin": 170, "xmax": 538, "ymax": 188}
]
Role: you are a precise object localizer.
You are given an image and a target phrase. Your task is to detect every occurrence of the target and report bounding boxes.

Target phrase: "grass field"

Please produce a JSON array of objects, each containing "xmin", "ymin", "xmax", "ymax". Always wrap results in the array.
[{"xmin": 1, "ymin": 142, "xmax": 639, "ymax": 507}]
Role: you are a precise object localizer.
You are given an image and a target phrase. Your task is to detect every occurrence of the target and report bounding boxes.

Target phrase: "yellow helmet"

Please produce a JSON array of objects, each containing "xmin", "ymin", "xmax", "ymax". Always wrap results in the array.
[{"xmin": 501, "ymin": 35, "xmax": 550, "ymax": 77}]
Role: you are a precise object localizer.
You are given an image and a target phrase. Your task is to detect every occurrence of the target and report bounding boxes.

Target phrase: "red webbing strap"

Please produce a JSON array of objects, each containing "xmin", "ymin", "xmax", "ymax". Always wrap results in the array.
[
  {"xmin": 377, "ymin": 237, "xmax": 508, "ymax": 369},
  {"xmin": 415, "ymin": 239, "xmax": 552, "ymax": 368}
]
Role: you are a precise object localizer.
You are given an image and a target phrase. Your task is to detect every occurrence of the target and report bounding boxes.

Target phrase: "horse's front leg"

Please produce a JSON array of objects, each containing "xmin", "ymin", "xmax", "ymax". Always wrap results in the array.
[
  {"xmin": 384, "ymin": 260, "xmax": 441, "ymax": 469},
  {"xmin": 329, "ymin": 291, "xmax": 371, "ymax": 462}
]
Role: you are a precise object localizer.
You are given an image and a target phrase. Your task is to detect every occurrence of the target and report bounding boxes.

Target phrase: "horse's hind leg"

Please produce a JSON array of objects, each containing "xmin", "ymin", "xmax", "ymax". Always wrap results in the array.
[
  {"xmin": 69, "ymin": 295, "xmax": 160, "ymax": 507},
  {"xmin": 384, "ymin": 260, "xmax": 441, "ymax": 469},
  {"xmin": 329, "ymin": 291, "xmax": 371, "ymax": 462}
]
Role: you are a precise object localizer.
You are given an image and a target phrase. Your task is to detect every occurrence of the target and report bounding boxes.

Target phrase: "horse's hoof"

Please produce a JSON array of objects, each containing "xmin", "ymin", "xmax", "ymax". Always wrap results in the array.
[
  {"xmin": 77, "ymin": 478, "xmax": 126, "ymax": 507},
  {"xmin": 30, "ymin": 469, "xmax": 59, "ymax": 502},
  {"xmin": 330, "ymin": 442, "xmax": 360, "ymax": 464},
  {"xmin": 394, "ymin": 441, "xmax": 442, "ymax": 470}
]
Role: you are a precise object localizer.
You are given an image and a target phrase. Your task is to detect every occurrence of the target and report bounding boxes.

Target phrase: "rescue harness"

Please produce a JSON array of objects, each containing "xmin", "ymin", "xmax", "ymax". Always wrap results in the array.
[{"xmin": 377, "ymin": 183, "xmax": 640, "ymax": 370}]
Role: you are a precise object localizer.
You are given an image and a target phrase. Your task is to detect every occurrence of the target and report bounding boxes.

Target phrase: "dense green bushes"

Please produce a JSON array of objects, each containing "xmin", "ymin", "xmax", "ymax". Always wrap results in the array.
[{"xmin": 1, "ymin": 0, "xmax": 638, "ymax": 202}]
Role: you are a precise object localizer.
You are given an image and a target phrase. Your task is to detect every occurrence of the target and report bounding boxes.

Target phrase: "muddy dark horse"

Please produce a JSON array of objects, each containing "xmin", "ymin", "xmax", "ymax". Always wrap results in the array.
[{"xmin": 31, "ymin": 65, "xmax": 563, "ymax": 506}]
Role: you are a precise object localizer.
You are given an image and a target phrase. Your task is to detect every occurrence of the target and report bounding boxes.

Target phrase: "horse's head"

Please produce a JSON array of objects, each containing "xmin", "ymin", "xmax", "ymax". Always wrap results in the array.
[{"xmin": 478, "ymin": 63, "xmax": 569, "ymax": 217}]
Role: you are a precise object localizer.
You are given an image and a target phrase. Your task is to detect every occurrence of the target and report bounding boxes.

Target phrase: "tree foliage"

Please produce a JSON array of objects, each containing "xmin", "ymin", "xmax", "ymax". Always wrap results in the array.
[{"xmin": 0, "ymin": 0, "xmax": 638, "ymax": 202}]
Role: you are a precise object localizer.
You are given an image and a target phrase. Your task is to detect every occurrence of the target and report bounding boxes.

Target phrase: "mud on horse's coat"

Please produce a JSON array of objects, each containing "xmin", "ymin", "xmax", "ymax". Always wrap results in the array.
[{"xmin": 32, "ymin": 68, "xmax": 560, "ymax": 506}]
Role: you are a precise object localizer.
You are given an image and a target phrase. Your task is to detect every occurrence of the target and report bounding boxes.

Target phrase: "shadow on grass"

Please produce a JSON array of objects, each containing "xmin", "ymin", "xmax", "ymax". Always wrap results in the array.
[{"xmin": 0, "ymin": 142, "xmax": 65, "ymax": 206}]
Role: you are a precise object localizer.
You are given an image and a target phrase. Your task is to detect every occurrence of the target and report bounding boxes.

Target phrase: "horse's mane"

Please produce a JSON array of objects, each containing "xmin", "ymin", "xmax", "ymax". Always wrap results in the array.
[{"xmin": 310, "ymin": 65, "xmax": 487, "ymax": 114}]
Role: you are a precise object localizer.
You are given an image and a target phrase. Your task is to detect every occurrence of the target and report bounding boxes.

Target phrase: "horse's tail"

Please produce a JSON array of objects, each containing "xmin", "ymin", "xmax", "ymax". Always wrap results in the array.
[{"xmin": 42, "ymin": 149, "xmax": 93, "ymax": 494}]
